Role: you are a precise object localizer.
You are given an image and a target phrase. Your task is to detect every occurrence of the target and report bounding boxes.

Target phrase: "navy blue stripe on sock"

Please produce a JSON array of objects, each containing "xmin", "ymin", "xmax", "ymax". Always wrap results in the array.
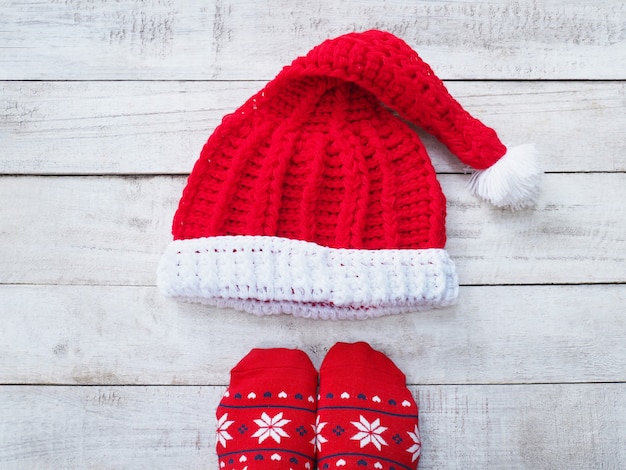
[
  {"xmin": 317, "ymin": 404, "xmax": 416, "ymax": 419},
  {"xmin": 317, "ymin": 452, "xmax": 413, "ymax": 470},
  {"xmin": 218, "ymin": 403, "xmax": 316, "ymax": 413},
  {"xmin": 218, "ymin": 447, "xmax": 314, "ymax": 461}
]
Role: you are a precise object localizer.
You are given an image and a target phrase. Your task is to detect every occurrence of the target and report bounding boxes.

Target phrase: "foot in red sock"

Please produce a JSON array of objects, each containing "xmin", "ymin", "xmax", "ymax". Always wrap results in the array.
[
  {"xmin": 216, "ymin": 348, "xmax": 318, "ymax": 469},
  {"xmin": 316, "ymin": 342, "xmax": 422, "ymax": 469}
]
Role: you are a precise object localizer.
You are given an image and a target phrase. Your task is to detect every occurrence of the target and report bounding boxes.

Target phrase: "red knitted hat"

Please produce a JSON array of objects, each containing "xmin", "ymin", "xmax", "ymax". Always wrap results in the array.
[{"xmin": 157, "ymin": 30, "xmax": 541, "ymax": 319}]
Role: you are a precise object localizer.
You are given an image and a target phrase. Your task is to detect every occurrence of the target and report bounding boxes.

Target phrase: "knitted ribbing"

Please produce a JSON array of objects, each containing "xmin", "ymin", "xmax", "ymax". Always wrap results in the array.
[
  {"xmin": 158, "ymin": 236, "xmax": 458, "ymax": 320},
  {"xmin": 173, "ymin": 78, "xmax": 446, "ymax": 249}
]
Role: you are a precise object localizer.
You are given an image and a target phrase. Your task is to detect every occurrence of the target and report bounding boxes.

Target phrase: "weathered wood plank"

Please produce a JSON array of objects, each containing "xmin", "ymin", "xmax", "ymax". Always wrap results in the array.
[
  {"xmin": 0, "ymin": 285, "xmax": 624, "ymax": 385},
  {"xmin": 0, "ymin": 384, "xmax": 624, "ymax": 468},
  {"xmin": 0, "ymin": 386, "xmax": 218, "ymax": 469},
  {"xmin": 1, "ymin": 81, "xmax": 624, "ymax": 175},
  {"xmin": 0, "ymin": 174, "xmax": 624, "ymax": 286},
  {"xmin": 1, "ymin": 0, "xmax": 624, "ymax": 80}
]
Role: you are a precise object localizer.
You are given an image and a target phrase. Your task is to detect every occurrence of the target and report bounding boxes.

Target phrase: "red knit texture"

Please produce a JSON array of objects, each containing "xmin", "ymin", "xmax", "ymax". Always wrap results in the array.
[
  {"xmin": 216, "ymin": 348, "xmax": 318, "ymax": 469},
  {"xmin": 285, "ymin": 30, "xmax": 507, "ymax": 169},
  {"xmin": 171, "ymin": 29, "xmax": 510, "ymax": 249},
  {"xmin": 316, "ymin": 342, "xmax": 421, "ymax": 469}
]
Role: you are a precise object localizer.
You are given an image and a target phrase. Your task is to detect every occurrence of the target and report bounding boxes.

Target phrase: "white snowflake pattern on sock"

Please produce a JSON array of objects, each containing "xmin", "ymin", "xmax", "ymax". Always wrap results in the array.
[
  {"xmin": 350, "ymin": 415, "xmax": 388, "ymax": 451},
  {"xmin": 216, "ymin": 413, "xmax": 234, "ymax": 448},
  {"xmin": 407, "ymin": 424, "xmax": 422, "ymax": 462},
  {"xmin": 251, "ymin": 411, "xmax": 291, "ymax": 444}
]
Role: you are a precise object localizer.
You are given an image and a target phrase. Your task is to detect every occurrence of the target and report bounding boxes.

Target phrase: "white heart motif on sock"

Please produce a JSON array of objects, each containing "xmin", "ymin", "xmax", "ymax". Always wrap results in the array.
[{"xmin": 336, "ymin": 458, "xmax": 346, "ymax": 466}]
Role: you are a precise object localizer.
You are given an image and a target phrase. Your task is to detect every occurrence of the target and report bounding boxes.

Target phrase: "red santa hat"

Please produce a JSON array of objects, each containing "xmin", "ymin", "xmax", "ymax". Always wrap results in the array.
[{"xmin": 157, "ymin": 30, "xmax": 541, "ymax": 319}]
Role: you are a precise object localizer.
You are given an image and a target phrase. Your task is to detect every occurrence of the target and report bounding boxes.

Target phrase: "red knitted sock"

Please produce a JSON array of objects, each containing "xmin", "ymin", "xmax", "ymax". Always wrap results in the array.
[
  {"xmin": 316, "ymin": 342, "xmax": 422, "ymax": 470},
  {"xmin": 216, "ymin": 348, "xmax": 318, "ymax": 469}
]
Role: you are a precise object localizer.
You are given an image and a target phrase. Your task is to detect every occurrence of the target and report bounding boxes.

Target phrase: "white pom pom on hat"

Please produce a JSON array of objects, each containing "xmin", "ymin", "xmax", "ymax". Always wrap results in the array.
[{"xmin": 468, "ymin": 143, "xmax": 542, "ymax": 210}]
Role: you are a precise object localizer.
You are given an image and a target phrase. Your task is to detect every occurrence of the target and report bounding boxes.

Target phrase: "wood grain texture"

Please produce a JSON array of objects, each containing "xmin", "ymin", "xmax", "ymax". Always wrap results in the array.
[
  {"xmin": 1, "ymin": 284, "xmax": 624, "ymax": 386},
  {"xmin": 2, "ymin": 1, "xmax": 625, "ymax": 467},
  {"xmin": 1, "ymin": 0, "xmax": 624, "ymax": 80},
  {"xmin": 0, "ymin": 174, "xmax": 624, "ymax": 286},
  {"xmin": 1, "ymin": 384, "xmax": 624, "ymax": 469},
  {"xmin": 1, "ymin": 81, "xmax": 624, "ymax": 175}
]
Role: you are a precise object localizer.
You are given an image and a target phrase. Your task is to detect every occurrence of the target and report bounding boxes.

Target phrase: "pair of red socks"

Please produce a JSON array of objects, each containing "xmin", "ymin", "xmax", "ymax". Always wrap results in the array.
[{"xmin": 216, "ymin": 342, "xmax": 421, "ymax": 469}]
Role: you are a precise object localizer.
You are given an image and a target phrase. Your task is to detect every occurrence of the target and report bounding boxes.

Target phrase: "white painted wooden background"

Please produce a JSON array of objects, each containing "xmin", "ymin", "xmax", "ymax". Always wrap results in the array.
[{"xmin": 1, "ymin": 1, "xmax": 625, "ymax": 468}]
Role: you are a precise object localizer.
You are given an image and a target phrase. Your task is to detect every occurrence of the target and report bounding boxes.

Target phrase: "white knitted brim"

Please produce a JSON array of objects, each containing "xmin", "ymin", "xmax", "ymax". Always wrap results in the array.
[{"xmin": 157, "ymin": 236, "xmax": 458, "ymax": 320}]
